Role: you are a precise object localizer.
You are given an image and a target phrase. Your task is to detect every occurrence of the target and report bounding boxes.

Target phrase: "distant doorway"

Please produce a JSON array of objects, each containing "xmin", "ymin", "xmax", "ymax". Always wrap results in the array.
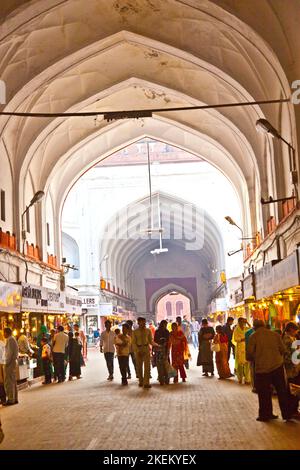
[{"xmin": 156, "ymin": 293, "xmax": 191, "ymax": 324}]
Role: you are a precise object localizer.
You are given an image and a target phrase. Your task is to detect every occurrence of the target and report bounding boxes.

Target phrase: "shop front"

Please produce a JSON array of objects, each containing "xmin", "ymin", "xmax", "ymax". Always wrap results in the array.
[
  {"xmin": 21, "ymin": 283, "xmax": 48, "ymax": 338},
  {"xmin": 0, "ymin": 281, "xmax": 22, "ymax": 332},
  {"xmin": 81, "ymin": 295, "xmax": 101, "ymax": 342},
  {"xmin": 242, "ymin": 250, "xmax": 300, "ymax": 329},
  {"xmin": 0, "ymin": 282, "xmax": 38, "ymax": 383},
  {"xmin": 207, "ymin": 298, "xmax": 228, "ymax": 325}
]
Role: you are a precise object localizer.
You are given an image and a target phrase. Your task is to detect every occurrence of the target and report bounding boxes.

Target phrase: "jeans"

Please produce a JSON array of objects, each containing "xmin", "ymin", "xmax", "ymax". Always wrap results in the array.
[
  {"xmin": 118, "ymin": 356, "xmax": 129, "ymax": 384},
  {"xmin": 191, "ymin": 332, "xmax": 199, "ymax": 349},
  {"xmin": 255, "ymin": 365, "xmax": 289, "ymax": 419},
  {"xmin": 127, "ymin": 352, "xmax": 137, "ymax": 377},
  {"xmin": 104, "ymin": 352, "xmax": 114, "ymax": 377},
  {"xmin": 42, "ymin": 358, "xmax": 52, "ymax": 383}
]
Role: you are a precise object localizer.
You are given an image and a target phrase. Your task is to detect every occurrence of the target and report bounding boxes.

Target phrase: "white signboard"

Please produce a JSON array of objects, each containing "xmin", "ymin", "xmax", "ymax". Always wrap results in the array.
[
  {"xmin": 210, "ymin": 298, "xmax": 228, "ymax": 313},
  {"xmin": 47, "ymin": 289, "xmax": 64, "ymax": 313},
  {"xmin": 63, "ymin": 294, "xmax": 82, "ymax": 315},
  {"xmin": 99, "ymin": 303, "xmax": 113, "ymax": 316},
  {"xmin": 256, "ymin": 252, "xmax": 299, "ymax": 299},
  {"xmin": 272, "ymin": 253, "xmax": 299, "ymax": 294},
  {"xmin": 0, "ymin": 281, "xmax": 22, "ymax": 313},
  {"xmin": 81, "ymin": 296, "xmax": 99, "ymax": 309},
  {"xmin": 21, "ymin": 283, "xmax": 48, "ymax": 312}
]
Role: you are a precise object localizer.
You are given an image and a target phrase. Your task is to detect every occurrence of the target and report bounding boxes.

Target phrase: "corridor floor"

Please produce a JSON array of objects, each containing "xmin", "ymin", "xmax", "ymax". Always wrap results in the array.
[{"xmin": 0, "ymin": 349, "xmax": 299, "ymax": 450}]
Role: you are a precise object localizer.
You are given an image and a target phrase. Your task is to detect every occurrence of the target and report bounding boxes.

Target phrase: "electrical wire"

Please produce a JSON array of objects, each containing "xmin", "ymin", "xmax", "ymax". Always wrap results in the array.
[{"xmin": 0, "ymin": 98, "xmax": 290, "ymax": 119}]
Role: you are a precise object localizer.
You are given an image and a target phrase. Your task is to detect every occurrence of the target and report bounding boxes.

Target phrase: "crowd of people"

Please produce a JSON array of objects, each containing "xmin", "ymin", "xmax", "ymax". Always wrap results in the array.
[
  {"xmin": 1, "ymin": 314, "xmax": 299, "ymax": 425},
  {"xmin": 100, "ymin": 315, "xmax": 300, "ymax": 423},
  {"xmin": 0, "ymin": 323, "xmax": 87, "ymax": 407}
]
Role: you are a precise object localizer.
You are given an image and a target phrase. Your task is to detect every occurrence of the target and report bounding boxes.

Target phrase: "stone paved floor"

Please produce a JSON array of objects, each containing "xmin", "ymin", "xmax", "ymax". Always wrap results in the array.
[{"xmin": 0, "ymin": 348, "xmax": 299, "ymax": 450}]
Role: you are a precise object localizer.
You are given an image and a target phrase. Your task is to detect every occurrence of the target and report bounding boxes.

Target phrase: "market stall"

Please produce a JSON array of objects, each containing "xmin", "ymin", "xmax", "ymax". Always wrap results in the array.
[
  {"xmin": 242, "ymin": 251, "xmax": 300, "ymax": 329},
  {"xmin": 0, "ymin": 281, "xmax": 22, "ymax": 332}
]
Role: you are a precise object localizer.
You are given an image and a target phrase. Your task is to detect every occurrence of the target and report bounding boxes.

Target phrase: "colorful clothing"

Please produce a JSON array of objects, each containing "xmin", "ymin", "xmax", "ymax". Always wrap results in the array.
[
  {"xmin": 214, "ymin": 333, "xmax": 232, "ymax": 379},
  {"xmin": 283, "ymin": 334, "xmax": 300, "ymax": 380},
  {"xmin": 168, "ymin": 330, "xmax": 187, "ymax": 380},
  {"xmin": 154, "ymin": 328, "xmax": 170, "ymax": 384},
  {"xmin": 197, "ymin": 326, "xmax": 215, "ymax": 373},
  {"xmin": 232, "ymin": 325, "xmax": 250, "ymax": 383}
]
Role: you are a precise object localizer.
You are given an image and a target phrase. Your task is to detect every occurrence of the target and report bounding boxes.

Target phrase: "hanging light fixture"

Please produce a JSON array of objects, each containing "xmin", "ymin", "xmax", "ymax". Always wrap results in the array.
[{"xmin": 139, "ymin": 140, "xmax": 168, "ymax": 255}]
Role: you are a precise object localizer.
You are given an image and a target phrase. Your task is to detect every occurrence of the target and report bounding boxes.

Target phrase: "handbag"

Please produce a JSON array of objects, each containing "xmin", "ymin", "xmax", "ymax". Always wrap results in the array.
[
  {"xmin": 211, "ymin": 342, "xmax": 220, "ymax": 353},
  {"xmin": 166, "ymin": 361, "xmax": 177, "ymax": 378}
]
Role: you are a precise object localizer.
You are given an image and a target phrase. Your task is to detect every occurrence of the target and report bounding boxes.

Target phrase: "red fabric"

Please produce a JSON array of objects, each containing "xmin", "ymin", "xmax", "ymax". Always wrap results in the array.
[
  {"xmin": 219, "ymin": 333, "xmax": 228, "ymax": 344},
  {"xmin": 175, "ymin": 364, "xmax": 187, "ymax": 380},
  {"xmin": 149, "ymin": 325, "xmax": 156, "ymax": 338},
  {"xmin": 169, "ymin": 330, "xmax": 188, "ymax": 368}
]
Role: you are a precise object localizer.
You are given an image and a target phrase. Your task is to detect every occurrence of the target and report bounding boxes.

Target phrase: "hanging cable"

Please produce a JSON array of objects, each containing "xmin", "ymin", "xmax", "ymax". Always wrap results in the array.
[
  {"xmin": 0, "ymin": 98, "xmax": 290, "ymax": 120},
  {"xmin": 146, "ymin": 140, "xmax": 153, "ymax": 229}
]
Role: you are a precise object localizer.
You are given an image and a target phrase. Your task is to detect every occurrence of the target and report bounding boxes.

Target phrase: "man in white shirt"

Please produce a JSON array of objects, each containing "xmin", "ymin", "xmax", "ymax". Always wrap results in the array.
[
  {"xmin": 52, "ymin": 326, "xmax": 69, "ymax": 382},
  {"xmin": 100, "ymin": 320, "xmax": 115, "ymax": 381},
  {"xmin": 190, "ymin": 317, "xmax": 200, "ymax": 349},
  {"xmin": 18, "ymin": 333, "xmax": 34, "ymax": 356}
]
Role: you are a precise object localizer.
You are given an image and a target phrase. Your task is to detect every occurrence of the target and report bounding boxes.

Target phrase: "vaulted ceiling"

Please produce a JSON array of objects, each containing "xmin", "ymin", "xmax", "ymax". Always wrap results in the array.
[{"xmin": 0, "ymin": 0, "xmax": 298, "ymax": 252}]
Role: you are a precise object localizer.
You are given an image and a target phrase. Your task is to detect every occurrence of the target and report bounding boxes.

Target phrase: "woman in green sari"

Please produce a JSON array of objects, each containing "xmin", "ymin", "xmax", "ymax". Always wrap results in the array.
[{"xmin": 36, "ymin": 325, "xmax": 50, "ymax": 376}]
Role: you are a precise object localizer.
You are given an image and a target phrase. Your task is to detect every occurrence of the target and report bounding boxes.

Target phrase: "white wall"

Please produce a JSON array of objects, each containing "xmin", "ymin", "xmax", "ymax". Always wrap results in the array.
[{"xmin": 0, "ymin": 144, "xmax": 13, "ymax": 233}]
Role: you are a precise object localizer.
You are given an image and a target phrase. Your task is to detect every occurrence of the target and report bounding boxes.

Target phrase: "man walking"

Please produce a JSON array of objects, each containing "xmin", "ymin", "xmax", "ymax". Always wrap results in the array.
[
  {"xmin": 3, "ymin": 328, "xmax": 19, "ymax": 406},
  {"xmin": 223, "ymin": 317, "xmax": 235, "ymax": 361},
  {"xmin": 100, "ymin": 320, "xmax": 115, "ymax": 381},
  {"xmin": 115, "ymin": 323, "xmax": 131, "ymax": 386},
  {"xmin": 246, "ymin": 320, "xmax": 291, "ymax": 422},
  {"xmin": 52, "ymin": 325, "xmax": 69, "ymax": 383},
  {"xmin": 132, "ymin": 317, "xmax": 157, "ymax": 389},
  {"xmin": 126, "ymin": 320, "xmax": 137, "ymax": 379},
  {"xmin": 190, "ymin": 317, "xmax": 200, "ymax": 349}
]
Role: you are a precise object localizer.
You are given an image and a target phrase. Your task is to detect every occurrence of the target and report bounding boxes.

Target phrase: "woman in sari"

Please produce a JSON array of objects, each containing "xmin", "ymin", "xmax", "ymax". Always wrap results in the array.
[
  {"xmin": 232, "ymin": 317, "xmax": 251, "ymax": 384},
  {"xmin": 213, "ymin": 325, "xmax": 232, "ymax": 379},
  {"xmin": 69, "ymin": 332, "xmax": 82, "ymax": 380},
  {"xmin": 153, "ymin": 320, "xmax": 170, "ymax": 385},
  {"xmin": 168, "ymin": 322, "xmax": 187, "ymax": 383},
  {"xmin": 36, "ymin": 325, "xmax": 50, "ymax": 376},
  {"xmin": 197, "ymin": 319, "xmax": 215, "ymax": 376}
]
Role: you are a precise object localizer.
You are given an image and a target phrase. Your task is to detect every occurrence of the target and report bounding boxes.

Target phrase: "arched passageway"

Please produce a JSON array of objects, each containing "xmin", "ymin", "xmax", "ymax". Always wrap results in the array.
[{"xmin": 156, "ymin": 292, "xmax": 191, "ymax": 324}]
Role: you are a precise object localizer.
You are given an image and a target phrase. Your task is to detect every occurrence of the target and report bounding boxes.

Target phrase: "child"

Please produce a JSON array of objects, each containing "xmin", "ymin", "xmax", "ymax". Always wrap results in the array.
[
  {"xmin": 114, "ymin": 324, "xmax": 131, "ymax": 386},
  {"xmin": 41, "ymin": 337, "xmax": 52, "ymax": 384}
]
